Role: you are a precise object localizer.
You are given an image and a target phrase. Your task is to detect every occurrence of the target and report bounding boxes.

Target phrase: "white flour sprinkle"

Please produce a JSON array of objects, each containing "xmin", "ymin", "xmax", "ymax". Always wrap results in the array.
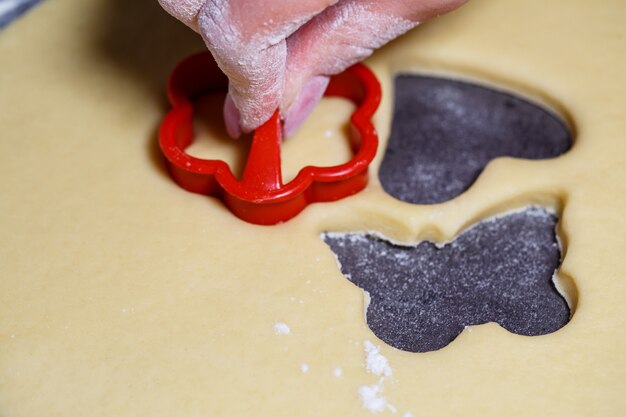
[
  {"xmin": 404, "ymin": 412, "xmax": 414, "ymax": 417},
  {"xmin": 273, "ymin": 322, "xmax": 291, "ymax": 335},
  {"xmin": 333, "ymin": 367, "xmax": 344, "ymax": 377},
  {"xmin": 300, "ymin": 363, "xmax": 309, "ymax": 373},
  {"xmin": 358, "ymin": 381, "xmax": 386, "ymax": 413},
  {"xmin": 364, "ymin": 341, "xmax": 392, "ymax": 377},
  {"xmin": 358, "ymin": 379, "xmax": 396, "ymax": 413},
  {"xmin": 359, "ymin": 341, "xmax": 395, "ymax": 413}
]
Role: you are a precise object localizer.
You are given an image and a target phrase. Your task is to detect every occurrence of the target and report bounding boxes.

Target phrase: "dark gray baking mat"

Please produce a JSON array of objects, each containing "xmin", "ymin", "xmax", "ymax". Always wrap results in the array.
[
  {"xmin": 379, "ymin": 76, "xmax": 572, "ymax": 204},
  {"xmin": 0, "ymin": 0, "xmax": 43, "ymax": 30},
  {"xmin": 322, "ymin": 206, "xmax": 570, "ymax": 352}
]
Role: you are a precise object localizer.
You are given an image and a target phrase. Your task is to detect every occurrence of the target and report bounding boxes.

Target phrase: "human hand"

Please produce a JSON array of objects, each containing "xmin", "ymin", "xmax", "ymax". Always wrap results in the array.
[{"xmin": 158, "ymin": 0, "xmax": 467, "ymax": 137}]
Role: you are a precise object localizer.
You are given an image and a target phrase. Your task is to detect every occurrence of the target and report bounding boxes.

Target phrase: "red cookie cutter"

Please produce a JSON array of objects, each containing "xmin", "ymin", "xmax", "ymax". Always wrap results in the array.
[{"xmin": 159, "ymin": 52, "xmax": 381, "ymax": 225}]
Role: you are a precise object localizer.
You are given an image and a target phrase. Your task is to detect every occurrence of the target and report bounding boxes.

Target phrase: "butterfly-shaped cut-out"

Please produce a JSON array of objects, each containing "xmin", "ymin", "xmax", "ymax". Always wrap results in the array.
[{"xmin": 323, "ymin": 207, "xmax": 570, "ymax": 352}]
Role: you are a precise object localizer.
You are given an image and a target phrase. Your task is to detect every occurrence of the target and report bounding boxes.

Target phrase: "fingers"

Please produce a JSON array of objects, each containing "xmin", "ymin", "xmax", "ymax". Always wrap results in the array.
[
  {"xmin": 223, "ymin": 93, "xmax": 242, "ymax": 138},
  {"xmin": 197, "ymin": 0, "xmax": 338, "ymax": 136},
  {"xmin": 157, "ymin": 0, "xmax": 205, "ymax": 30},
  {"xmin": 280, "ymin": 0, "xmax": 468, "ymax": 132},
  {"xmin": 159, "ymin": 0, "xmax": 467, "ymax": 137},
  {"xmin": 281, "ymin": 75, "xmax": 329, "ymax": 138}
]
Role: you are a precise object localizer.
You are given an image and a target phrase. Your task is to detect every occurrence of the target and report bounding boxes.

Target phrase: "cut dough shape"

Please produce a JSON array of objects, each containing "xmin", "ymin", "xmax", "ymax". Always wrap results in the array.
[
  {"xmin": 323, "ymin": 206, "xmax": 569, "ymax": 353},
  {"xmin": 379, "ymin": 76, "xmax": 571, "ymax": 204}
]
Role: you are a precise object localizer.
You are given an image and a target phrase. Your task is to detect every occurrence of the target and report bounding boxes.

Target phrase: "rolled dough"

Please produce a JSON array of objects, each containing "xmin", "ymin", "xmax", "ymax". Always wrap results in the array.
[{"xmin": 0, "ymin": 0, "xmax": 624, "ymax": 416}]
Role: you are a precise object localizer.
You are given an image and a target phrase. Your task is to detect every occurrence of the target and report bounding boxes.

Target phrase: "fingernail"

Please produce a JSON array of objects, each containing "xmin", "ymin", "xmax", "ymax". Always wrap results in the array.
[
  {"xmin": 223, "ymin": 93, "xmax": 242, "ymax": 138},
  {"xmin": 282, "ymin": 75, "xmax": 330, "ymax": 138}
]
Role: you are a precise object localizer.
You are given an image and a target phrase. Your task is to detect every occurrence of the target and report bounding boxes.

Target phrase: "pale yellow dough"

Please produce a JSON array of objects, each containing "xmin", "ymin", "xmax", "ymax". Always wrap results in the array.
[{"xmin": 1, "ymin": 0, "xmax": 625, "ymax": 415}]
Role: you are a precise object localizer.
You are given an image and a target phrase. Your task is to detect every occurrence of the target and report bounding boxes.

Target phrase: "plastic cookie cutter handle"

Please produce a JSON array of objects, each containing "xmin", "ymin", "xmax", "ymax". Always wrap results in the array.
[{"xmin": 159, "ymin": 52, "xmax": 381, "ymax": 225}]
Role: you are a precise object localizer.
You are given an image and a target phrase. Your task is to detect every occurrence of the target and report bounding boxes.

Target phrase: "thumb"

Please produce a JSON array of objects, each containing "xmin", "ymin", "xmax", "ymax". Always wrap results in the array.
[
  {"xmin": 281, "ymin": 0, "xmax": 467, "ymax": 134},
  {"xmin": 196, "ymin": 0, "xmax": 338, "ymax": 137}
]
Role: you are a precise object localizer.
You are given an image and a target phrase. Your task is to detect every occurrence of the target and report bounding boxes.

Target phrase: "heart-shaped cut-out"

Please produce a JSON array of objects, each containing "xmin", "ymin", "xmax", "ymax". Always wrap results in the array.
[{"xmin": 379, "ymin": 76, "xmax": 572, "ymax": 204}]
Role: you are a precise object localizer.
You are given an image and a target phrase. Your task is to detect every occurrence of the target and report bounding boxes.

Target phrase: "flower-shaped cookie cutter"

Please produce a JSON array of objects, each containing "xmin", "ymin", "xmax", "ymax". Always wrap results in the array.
[{"xmin": 159, "ymin": 52, "xmax": 381, "ymax": 225}]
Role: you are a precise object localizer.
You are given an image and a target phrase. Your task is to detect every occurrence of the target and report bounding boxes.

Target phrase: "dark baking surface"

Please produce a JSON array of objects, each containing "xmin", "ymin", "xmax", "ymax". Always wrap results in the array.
[
  {"xmin": 323, "ymin": 207, "xmax": 570, "ymax": 352},
  {"xmin": 379, "ymin": 76, "xmax": 572, "ymax": 204},
  {"xmin": 0, "ymin": 0, "xmax": 42, "ymax": 30}
]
